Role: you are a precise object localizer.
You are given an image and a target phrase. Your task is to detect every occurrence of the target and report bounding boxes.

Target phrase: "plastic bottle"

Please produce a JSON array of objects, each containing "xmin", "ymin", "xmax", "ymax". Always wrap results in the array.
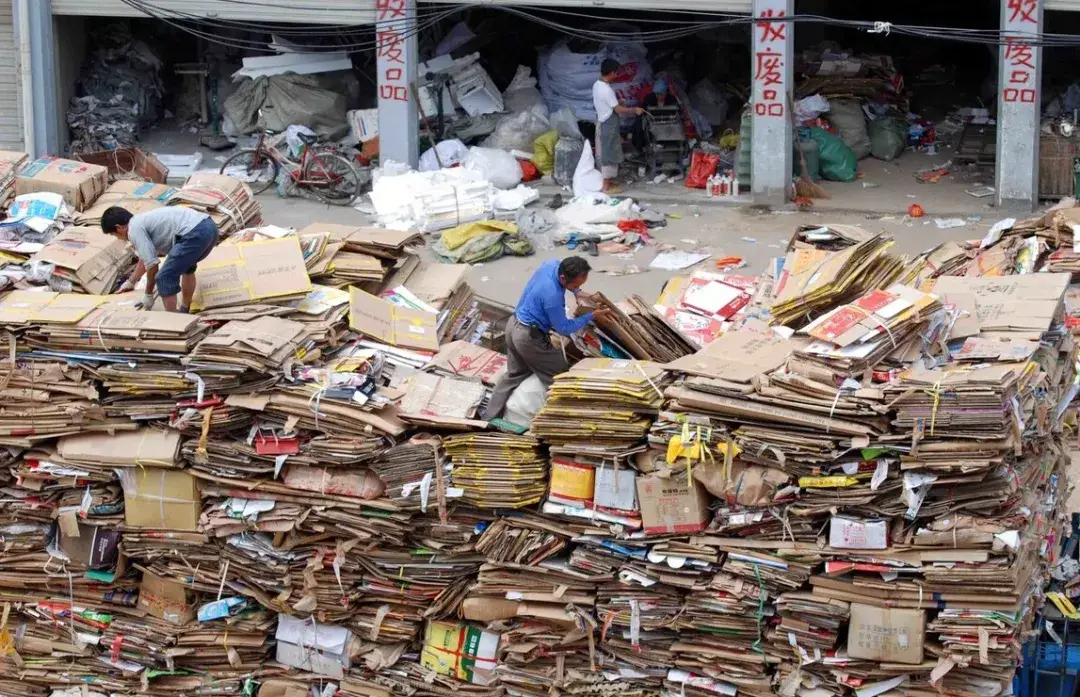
[
  {"xmin": 706, "ymin": 174, "xmax": 717, "ymax": 198},
  {"xmin": 729, "ymin": 171, "xmax": 740, "ymax": 197},
  {"xmin": 718, "ymin": 172, "xmax": 731, "ymax": 197}
]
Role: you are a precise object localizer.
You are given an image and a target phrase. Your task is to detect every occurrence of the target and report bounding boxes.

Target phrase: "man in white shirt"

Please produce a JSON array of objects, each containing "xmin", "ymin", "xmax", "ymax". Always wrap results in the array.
[{"xmin": 592, "ymin": 58, "xmax": 643, "ymax": 194}]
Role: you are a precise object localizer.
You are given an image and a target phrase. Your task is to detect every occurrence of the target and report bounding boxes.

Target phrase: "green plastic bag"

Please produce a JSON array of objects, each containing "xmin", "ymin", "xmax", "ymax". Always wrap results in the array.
[
  {"xmin": 808, "ymin": 127, "xmax": 857, "ymax": 182},
  {"xmin": 533, "ymin": 130, "xmax": 559, "ymax": 176},
  {"xmin": 869, "ymin": 118, "xmax": 908, "ymax": 162}
]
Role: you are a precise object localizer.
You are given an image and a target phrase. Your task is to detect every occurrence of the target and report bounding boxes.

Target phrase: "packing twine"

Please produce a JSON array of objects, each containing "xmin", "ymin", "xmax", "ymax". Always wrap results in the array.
[{"xmin": 751, "ymin": 564, "xmax": 767, "ymax": 654}]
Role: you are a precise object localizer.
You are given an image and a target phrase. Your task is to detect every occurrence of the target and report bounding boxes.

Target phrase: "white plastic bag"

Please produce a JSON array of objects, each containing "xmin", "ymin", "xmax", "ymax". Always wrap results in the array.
[
  {"xmin": 419, "ymin": 139, "xmax": 470, "ymax": 172},
  {"xmin": 481, "ymin": 105, "xmax": 550, "ymax": 152},
  {"xmin": 504, "ymin": 375, "xmax": 547, "ymax": 427},
  {"xmin": 550, "ymin": 106, "xmax": 582, "ymax": 138},
  {"xmin": 572, "ymin": 141, "xmax": 603, "ymax": 197},
  {"xmin": 463, "ymin": 147, "xmax": 523, "ymax": 190}
]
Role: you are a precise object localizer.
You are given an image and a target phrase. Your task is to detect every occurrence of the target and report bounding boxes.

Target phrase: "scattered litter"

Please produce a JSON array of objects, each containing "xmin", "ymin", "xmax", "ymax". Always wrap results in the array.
[
  {"xmin": 934, "ymin": 218, "xmax": 966, "ymax": 229},
  {"xmin": 714, "ymin": 256, "xmax": 746, "ymax": 271},
  {"xmin": 908, "ymin": 204, "xmax": 925, "ymax": 218},
  {"xmin": 861, "ymin": 181, "xmax": 880, "ymax": 189},
  {"xmin": 740, "ymin": 236, "xmax": 757, "ymax": 243},
  {"xmin": 966, "ymin": 186, "xmax": 996, "ymax": 198},
  {"xmin": 649, "ymin": 251, "xmax": 711, "ymax": 271},
  {"xmin": 681, "ymin": 239, "xmax": 699, "ymax": 245}
]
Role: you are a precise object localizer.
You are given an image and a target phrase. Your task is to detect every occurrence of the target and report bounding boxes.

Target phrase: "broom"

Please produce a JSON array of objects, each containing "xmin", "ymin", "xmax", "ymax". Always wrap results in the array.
[{"xmin": 787, "ymin": 94, "xmax": 829, "ymax": 199}]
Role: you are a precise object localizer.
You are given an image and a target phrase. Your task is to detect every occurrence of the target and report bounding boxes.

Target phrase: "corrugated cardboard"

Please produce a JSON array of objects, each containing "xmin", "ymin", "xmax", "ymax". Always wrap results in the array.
[
  {"xmin": 594, "ymin": 465, "xmax": 638, "ymax": 513},
  {"xmin": 0, "ymin": 290, "xmax": 106, "ymax": 325},
  {"xmin": 349, "ymin": 287, "xmax": 439, "ymax": 352},
  {"xmin": 16, "ymin": 157, "xmax": 108, "ymax": 211},
  {"xmin": 665, "ymin": 331, "xmax": 794, "ymax": 381},
  {"xmin": 75, "ymin": 180, "xmax": 177, "ymax": 226},
  {"xmin": 932, "ymin": 273, "xmax": 1070, "ymax": 337},
  {"xmin": 58, "ymin": 428, "xmax": 181, "ymax": 468},
  {"xmin": 424, "ymin": 341, "xmax": 507, "ymax": 385},
  {"xmin": 138, "ymin": 570, "xmax": 196, "ymax": 625},
  {"xmin": 192, "ymin": 237, "xmax": 311, "ymax": 310},
  {"xmin": 31, "ymin": 226, "xmax": 131, "ymax": 295},
  {"xmin": 116, "ymin": 468, "xmax": 201, "ymax": 531},
  {"xmin": 829, "ymin": 516, "xmax": 889, "ymax": 550},
  {"xmin": 846, "ymin": 603, "xmax": 925, "ymax": 664},
  {"xmin": 58, "ymin": 522, "xmax": 120, "ymax": 570},
  {"xmin": 275, "ymin": 614, "xmax": 352, "ymax": 679},
  {"xmin": 636, "ymin": 475, "xmax": 711, "ymax": 535}
]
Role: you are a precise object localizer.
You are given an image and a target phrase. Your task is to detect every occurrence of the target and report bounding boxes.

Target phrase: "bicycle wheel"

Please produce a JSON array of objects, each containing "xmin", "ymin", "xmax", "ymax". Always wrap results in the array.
[
  {"xmin": 219, "ymin": 148, "xmax": 279, "ymax": 195},
  {"xmin": 302, "ymin": 152, "xmax": 361, "ymax": 206}
]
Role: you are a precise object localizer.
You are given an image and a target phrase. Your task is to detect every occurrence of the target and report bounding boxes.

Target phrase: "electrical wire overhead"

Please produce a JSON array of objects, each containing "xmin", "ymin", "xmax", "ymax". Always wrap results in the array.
[{"xmin": 117, "ymin": 0, "xmax": 1076, "ymax": 52}]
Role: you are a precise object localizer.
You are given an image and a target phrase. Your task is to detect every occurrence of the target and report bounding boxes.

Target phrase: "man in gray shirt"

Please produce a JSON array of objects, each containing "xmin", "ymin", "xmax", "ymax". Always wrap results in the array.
[{"xmin": 102, "ymin": 206, "xmax": 220, "ymax": 313}]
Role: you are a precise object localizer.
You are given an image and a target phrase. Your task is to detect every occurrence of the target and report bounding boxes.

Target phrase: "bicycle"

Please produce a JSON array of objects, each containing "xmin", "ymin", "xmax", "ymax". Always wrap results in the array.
[{"xmin": 218, "ymin": 129, "xmax": 361, "ymax": 206}]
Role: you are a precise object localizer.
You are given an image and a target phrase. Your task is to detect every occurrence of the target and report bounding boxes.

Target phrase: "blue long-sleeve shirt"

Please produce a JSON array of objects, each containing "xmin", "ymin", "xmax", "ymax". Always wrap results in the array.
[{"xmin": 515, "ymin": 260, "xmax": 593, "ymax": 336}]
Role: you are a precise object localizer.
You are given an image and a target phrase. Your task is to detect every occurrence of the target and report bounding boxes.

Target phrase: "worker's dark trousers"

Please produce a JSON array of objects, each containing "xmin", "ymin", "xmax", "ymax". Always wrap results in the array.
[{"xmin": 483, "ymin": 316, "xmax": 569, "ymax": 420}]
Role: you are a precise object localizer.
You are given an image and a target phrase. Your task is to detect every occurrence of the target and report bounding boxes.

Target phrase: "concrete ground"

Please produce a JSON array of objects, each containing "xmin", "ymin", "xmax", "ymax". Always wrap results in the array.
[
  {"xmin": 255, "ymin": 185, "xmax": 1010, "ymax": 305},
  {"xmin": 141, "ymin": 122, "xmax": 1017, "ymax": 304}
]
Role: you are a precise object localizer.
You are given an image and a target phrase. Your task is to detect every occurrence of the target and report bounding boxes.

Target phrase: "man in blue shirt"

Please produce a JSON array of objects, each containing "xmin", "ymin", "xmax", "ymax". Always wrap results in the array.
[{"xmin": 484, "ymin": 256, "xmax": 611, "ymax": 420}]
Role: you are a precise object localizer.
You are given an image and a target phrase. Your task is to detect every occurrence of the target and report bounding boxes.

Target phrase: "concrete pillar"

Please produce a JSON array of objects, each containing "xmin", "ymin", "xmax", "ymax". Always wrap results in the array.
[
  {"xmin": 376, "ymin": 0, "xmax": 419, "ymax": 168},
  {"xmin": 750, "ymin": 0, "xmax": 794, "ymax": 205},
  {"xmin": 23, "ymin": 0, "xmax": 59, "ymax": 156},
  {"xmin": 995, "ymin": 0, "xmax": 1042, "ymax": 211}
]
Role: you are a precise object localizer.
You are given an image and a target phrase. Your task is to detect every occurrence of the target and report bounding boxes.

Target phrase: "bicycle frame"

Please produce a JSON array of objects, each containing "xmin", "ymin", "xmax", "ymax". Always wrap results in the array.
[{"xmin": 248, "ymin": 131, "xmax": 345, "ymax": 189}]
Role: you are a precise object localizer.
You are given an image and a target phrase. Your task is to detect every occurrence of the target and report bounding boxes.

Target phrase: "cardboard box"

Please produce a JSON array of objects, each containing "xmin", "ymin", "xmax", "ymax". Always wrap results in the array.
[
  {"xmin": 275, "ymin": 614, "xmax": 352, "ymax": 679},
  {"xmin": 192, "ymin": 237, "xmax": 312, "ymax": 310},
  {"xmin": 16, "ymin": 157, "xmax": 108, "ymax": 211},
  {"xmin": 115, "ymin": 468, "xmax": 201, "ymax": 531},
  {"xmin": 73, "ymin": 147, "xmax": 168, "ymax": 184},
  {"xmin": 594, "ymin": 465, "xmax": 638, "ymax": 513},
  {"xmin": 138, "ymin": 570, "xmax": 196, "ymax": 625},
  {"xmin": 420, "ymin": 621, "xmax": 498, "ymax": 685},
  {"xmin": 636, "ymin": 475, "xmax": 711, "ymax": 535},
  {"xmin": 549, "ymin": 458, "xmax": 595, "ymax": 508},
  {"xmin": 847, "ymin": 603, "xmax": 925, "ymax": 665},
  {"xmin": 75, "ymin": 179, "xmax": 177, "ymax": 226},
  {"xmin": 829, "ymin": 516, "xmax": 889, "ymax": 550},
  {"xmin": 31, "ymin": 226, "xmax": 132, "ymax": 295},
  {"xmin": 350, "ymin": 287, "xmax": 439, "ymax": 352},
  {"xmin": 58, "ymin": 428, "xmax": 181, "ymax": 468}
]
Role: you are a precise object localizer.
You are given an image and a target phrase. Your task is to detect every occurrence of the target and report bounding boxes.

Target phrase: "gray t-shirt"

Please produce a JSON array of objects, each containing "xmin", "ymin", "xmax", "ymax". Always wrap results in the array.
[{"xmin": 128, "ymin": 207, "xmax": 210, "ymax": 269}]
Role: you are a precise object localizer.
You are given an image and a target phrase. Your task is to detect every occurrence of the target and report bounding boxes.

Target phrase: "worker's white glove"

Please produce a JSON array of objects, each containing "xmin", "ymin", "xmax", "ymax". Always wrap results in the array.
[
  {"xmin": 138, "ymin": 293, "xmax": 155, "ymax": 310},
  {"xmin": 119, "ymin": 278, "xmax": 136, "ymax": 293}
]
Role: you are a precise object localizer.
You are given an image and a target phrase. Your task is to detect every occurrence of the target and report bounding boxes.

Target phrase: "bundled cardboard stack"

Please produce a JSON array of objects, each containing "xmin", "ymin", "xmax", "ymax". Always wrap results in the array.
[
  {"xmin": 0, "ymin": 210, "xmax": 1072, "ymax": 697},
  {"xmin": 167, "ymin": 172, "xmax": 262, "ymax": 235}
]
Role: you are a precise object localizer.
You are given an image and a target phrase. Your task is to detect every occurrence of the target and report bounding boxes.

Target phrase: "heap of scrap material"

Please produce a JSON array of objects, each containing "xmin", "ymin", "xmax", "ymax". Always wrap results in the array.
[{"xmin": 0, "ymin": 199, "xmax": 1071, "ymax": 697}]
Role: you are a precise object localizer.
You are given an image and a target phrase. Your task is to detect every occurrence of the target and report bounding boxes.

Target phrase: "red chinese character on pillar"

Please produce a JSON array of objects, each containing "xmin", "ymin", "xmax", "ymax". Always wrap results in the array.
[
  {"xmin": 377, "ymin": 29, "xmax": 404, "ymax": 64},
  {"xmin": 376, "ymin": 0, "xmax": 406, "ymax": 21},
  {"xmin": 1007, "ymin": 0, "xmax": 1038, "ymax": 24},
  {"xmin": 379, "ymin": 85, "xmax": 409, "ymax": 102},
  {"xmin": 1004, "ymin": 38, "xmax": 1035, "ymax": 70},
  {"xmin": 756, "ymin": 9, "xmax": 787, "ymax": 43},
  {"xmin": 754, "ymin": 51, "xmax": 784, "ymax": 86}
]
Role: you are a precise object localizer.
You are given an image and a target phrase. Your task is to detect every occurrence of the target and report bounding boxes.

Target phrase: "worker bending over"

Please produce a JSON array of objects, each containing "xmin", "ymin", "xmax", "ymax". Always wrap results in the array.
[
  {"xmin": 484, "ymin": 256, "xmax": 611, "ymax": 420},
  {"xmin": 101, "ymin": 206, "xmax": 219, "ymax": 313}
]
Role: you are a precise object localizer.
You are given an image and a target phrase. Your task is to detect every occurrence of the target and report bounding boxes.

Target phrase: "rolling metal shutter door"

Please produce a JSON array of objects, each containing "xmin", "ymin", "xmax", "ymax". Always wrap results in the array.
[
  {"xmin": 50, "ymin": 0, "xmax": 379, "ymax": 24},
  {"xmin": 0, "ymin": 1, "xmax": 23, "ymax": 150},
  {"xmin": 1047, "ymin": 0, "xmax": 1080, "ymax": 9}
]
